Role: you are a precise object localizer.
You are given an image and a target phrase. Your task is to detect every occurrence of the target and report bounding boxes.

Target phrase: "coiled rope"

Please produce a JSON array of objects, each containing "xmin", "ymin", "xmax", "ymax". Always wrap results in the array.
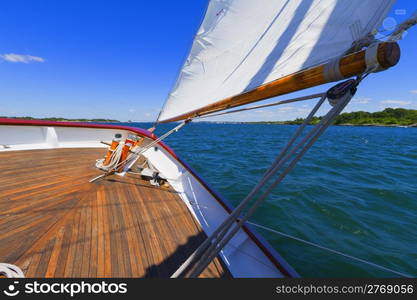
[
  {"xmin": 95, "ymin": 142, "xmax": 124, "ymax": 171},
  {"xmin": 90, "ymin": 120, "xmax": 190, "ymax": 183},
  {"xmin": 0, "ymin": 263, "xmax": 24, "ymax": 278}
]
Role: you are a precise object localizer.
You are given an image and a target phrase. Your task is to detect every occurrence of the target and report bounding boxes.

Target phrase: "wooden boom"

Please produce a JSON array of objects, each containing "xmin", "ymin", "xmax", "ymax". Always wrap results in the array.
[{"xmin": 160, "ymin": 42, "xmax": 400, "ymax": 123}]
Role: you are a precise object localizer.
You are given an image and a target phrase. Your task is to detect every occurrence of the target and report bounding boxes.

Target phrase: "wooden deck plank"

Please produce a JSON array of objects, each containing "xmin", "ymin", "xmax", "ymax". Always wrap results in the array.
[
  {"xmin": 0, "ymin": 148, "xmax": 229, "ymax": 278},
  {"xmin": 89, "ymin": 189, "xmax": 98, "ymax": 277},
  {"xmin": 53, "ymin": 224, "xmax": 73, "ymax": 277},
  {"xmin": 96, "ymin": 186, "xmax": 106, "ymax": 277}
]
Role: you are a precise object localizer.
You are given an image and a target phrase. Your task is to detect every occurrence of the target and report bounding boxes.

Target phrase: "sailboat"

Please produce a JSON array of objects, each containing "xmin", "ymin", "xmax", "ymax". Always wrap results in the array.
[{"xmin": 0, "ymin": 0, "xmax": 414, "ymax": 278}]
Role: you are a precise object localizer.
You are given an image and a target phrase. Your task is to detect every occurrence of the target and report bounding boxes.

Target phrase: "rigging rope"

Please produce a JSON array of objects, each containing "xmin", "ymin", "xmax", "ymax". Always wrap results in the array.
[
  {"xmin": 122, "ymin": 120, "xmax": 190, "ymax": 173},
  {"xmin": 246, "ymin": 221, "xmax": 412, "ymax": 278},
  {"xmin": 195, "ymin": 93, "xmax": 325, "ymax": 119},
  {"xmin": 172, "ymin": 79, "xmax": 359, "ymax": 278},
  {"xmin": 347, "ymin": 10, "xmax": 417, "ymax": 53},
  {"xmin": 192, "ymin": 90, "xmax": 353, "ymax": 277},
  {"xmin": 387, "ymin": 10, "xmax": 417, "ymax": 42}
]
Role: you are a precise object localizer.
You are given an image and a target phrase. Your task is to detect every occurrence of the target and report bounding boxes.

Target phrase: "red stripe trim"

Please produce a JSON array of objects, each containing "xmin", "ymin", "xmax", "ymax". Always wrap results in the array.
[{"xmin": 0, "ymin": 117, "xmax": 298, "ymax": 277}]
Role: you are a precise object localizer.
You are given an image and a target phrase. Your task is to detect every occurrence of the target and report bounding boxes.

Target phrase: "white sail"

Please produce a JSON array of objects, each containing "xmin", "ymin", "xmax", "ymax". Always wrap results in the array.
[{"xmin": 158, "ymin": 0, "xmax": 395, "ymax": 122}]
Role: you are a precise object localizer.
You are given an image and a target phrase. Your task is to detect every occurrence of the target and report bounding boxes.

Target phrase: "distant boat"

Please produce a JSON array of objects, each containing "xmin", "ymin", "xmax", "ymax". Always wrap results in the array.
[{"xmin": 0, "ymin": 0, "xmax": 412, "ymax": 278}]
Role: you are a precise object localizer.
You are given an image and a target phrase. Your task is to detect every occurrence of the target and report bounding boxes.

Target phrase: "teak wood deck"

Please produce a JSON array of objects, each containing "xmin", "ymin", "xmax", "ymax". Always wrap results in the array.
[{"xmin": 0, "ymin": 148, "xmax": 229, "ymax": 277}]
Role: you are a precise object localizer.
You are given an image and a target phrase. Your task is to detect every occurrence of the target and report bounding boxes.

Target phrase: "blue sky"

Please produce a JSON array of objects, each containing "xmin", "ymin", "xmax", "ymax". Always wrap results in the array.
[{"xmin": 0, "ymin": 0, "xmax": 416, "ymax": 122}]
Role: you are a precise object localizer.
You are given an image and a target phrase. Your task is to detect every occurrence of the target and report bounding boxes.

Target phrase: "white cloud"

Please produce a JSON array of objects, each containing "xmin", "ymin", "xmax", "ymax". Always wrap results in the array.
[
  {"xmin": 352, "ymin": 97, "xmax": 371, "ymax": 104},
  {"xmin": 395, "ymin": 9, "xmax": 406, "ymax": 15},
  {"xmin": 276, "ymin": 106, "xmax": 296, "ymax": 111},
  {"xmin": 410, "ymin": 90, "xmax": 417, "ymax": 94},
  {"xmin": 0, "ymin": 53, "xmax": 45, "ymax": 63},
  {"xmin": 380, "ymin": 100, "xmax": 411, "ymax": 106}
]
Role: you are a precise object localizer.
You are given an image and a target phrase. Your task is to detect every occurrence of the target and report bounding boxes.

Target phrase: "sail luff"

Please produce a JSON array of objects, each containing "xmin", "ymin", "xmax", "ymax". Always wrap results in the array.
[{"xmin": 159, "ymin": 42, "xmax": 400, "ymax": 123}]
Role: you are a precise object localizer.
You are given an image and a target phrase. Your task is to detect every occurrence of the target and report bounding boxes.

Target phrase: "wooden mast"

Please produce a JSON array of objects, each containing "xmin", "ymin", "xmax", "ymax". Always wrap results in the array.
[{"xmin": 160, "ymin": 42, "xmax": 400, "ymax": 123}]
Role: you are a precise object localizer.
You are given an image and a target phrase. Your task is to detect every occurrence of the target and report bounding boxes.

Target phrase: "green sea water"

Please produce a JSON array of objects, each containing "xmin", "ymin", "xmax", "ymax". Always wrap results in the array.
[{"xmin": 127, "ymin": 122, "xmax": 417, "ymax": 277}]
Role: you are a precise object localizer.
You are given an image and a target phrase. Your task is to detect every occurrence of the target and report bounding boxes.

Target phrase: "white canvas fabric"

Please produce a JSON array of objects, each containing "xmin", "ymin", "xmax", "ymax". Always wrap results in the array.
[{"xmin": 158, "ymin": 0, "xmax": 395, "ymax": 122}]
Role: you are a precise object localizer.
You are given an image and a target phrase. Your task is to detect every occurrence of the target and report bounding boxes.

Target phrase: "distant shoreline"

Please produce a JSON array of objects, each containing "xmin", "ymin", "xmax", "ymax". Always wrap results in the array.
[
  {"xmin": 242, "ymin": 108, "xmax": 417, "ymax": 128},
  {"xmin": 195, "ymin": 121, "xmax": 415, "ymax": 128},
  {"xmin": 2, "ymin": 108, "xmax": 416, "ymax": 128},
  {"xmin": 2, "ymin": 118, "xmax": 416, "ymax": 128},
  {"xmin": 239, "ymin": 122, "xmax": 417, "ymax": 128},
  {"xmin": 335, "ymin": 123, "xmax": 416, "ymax": 128}
]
